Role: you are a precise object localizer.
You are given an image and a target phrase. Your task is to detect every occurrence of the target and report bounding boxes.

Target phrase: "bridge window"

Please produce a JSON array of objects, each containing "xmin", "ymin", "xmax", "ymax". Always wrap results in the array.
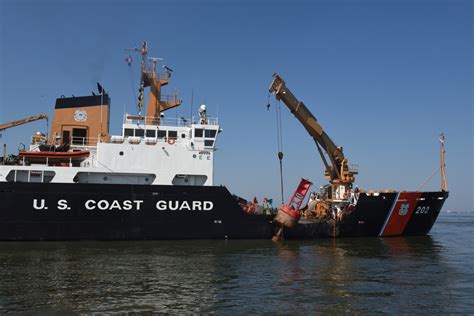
[
  {"xmin": 135, "ymin": 129, "xmax": 144, "ymax": 137},
  {"xmin": 146, "ymin": 129, "xmax": 156, "ymax": 138},
  {"xmin": 168, "ymin": 131, "xmax": 178, "ymax": 139},
  {"xmin": 124, "ymin": 128, "xmax": 134, "ymax": 137},
  {"xmin": 205, "ymin": 129, "xmax": 217, "ymax": 138},
  {"xmin": 157, "ymin": 130, "xmax": 166, "ymax": 139},
  {"xmin": 194, "ymin": 129, "xmax": 203, "ymax": 138},
  {"xmin": 204, "ymin": 140, "xmax": 214, "ymax": 147}
]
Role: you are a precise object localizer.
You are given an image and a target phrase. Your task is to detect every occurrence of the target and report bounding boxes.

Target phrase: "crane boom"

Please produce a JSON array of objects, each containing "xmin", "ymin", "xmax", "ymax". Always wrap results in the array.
[
  {"xmin": 0, "ymin": 114, "xmax": 48, "ymax": 133},
  {"xmin": 269, "ymin": 73, "xmax": 356, "ymax": 186}
]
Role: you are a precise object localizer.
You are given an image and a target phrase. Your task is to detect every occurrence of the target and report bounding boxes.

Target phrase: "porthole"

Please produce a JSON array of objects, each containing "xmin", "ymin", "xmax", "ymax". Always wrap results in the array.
[
  {"xmin": 119, "ymin": 151, "xmax": 124, "ymax": 156},
  {"xmin": 193, "ymin": 154, "xmax": 197, "ymax": 158}
]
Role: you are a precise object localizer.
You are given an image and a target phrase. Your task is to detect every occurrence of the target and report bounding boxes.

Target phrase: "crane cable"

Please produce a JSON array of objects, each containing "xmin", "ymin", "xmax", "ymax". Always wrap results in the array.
[{"xmin": 269, "ymin": 94, "xmax": 285, "ymax": 204}]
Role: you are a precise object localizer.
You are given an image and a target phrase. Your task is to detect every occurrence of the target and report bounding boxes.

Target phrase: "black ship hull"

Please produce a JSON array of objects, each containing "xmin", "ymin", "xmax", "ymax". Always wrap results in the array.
[
  {"xmin": 0, "ymin": 182, "xmax": 448, "ymax": 240},
  {"xmin": 286, "ymin": 191, "xmax": 449, "ymax": 239}
]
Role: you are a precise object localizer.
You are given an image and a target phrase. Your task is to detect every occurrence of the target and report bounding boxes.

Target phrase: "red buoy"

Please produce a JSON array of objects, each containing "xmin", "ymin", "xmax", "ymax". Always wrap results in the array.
[
  {"xmin": 273, "ymin": 178, "xmax": 313, "ymax": 229},
  {"xmin": 274, "ymin": 204, "xmax": 301, "ymax": 228}
]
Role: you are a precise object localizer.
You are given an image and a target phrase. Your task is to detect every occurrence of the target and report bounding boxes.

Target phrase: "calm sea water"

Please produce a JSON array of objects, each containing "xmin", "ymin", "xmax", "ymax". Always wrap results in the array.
[{"xmin": 0, "ymin": 212, "xmax": 473, "ymax": 314}]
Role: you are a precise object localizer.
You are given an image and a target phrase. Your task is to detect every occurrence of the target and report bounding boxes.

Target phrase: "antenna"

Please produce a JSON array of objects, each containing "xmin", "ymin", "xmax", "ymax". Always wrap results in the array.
[
  {"xmin": 124, "ymin": 40, "xmax": 149, "ymax": 57},
  {"xmin": 148, "ymin": 57, "xmax": 164, "ymax": 62},
  {"xmin": 190, "ymin": 88, "xmax": 194, "ymax": 123},
  {"xmin": 125, "ymin": 41, "xmax": 152, "ymax": 71},
  {"xmin": 100, "ymin": 82, "xmax": 104, "ymax": 142}
]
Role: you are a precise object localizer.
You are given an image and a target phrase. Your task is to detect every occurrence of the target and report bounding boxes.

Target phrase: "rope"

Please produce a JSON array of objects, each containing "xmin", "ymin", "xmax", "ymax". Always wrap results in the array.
[{"xmin": 417, "ymin": 165, "xmax": 441, "ymax": 191}]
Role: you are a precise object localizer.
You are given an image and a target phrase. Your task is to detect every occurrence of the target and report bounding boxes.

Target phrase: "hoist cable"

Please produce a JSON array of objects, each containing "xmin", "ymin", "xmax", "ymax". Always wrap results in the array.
[
  {"xmin": 275, "ymin": 99, "xmax": 285, "ymax": 204},
  {"xmin": 275, "ymin": 98, "xmax": 281, "ymax": 152}
]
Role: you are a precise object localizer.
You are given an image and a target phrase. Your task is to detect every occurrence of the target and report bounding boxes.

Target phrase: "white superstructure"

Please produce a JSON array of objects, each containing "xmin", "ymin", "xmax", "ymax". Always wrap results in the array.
[
  {"xmin": 0, "ymin": 41, "xmax": 222, "ymax": 186},
  {"xmin": 0, "ymin": 114, "xmax": 220, "ymax": 186}
]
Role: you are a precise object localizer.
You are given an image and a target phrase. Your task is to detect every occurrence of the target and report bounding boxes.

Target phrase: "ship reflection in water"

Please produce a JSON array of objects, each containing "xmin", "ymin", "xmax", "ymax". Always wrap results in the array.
[{"xmin": 0, "ymin": 227, "xmax": 472, "ymax": 313}]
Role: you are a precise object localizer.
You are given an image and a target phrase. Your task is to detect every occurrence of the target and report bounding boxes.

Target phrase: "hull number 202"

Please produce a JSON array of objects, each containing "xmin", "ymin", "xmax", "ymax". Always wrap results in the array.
[{"xmin": 415, "ymin": 206, "xmax": 430, "ymax": 215}]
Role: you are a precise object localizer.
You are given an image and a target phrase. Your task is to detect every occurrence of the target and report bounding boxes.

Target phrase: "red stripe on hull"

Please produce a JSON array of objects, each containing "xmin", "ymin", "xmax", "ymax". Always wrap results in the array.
[{"xmin": 380, "ymin": 192, "xmax": 422, "ymax": 236}]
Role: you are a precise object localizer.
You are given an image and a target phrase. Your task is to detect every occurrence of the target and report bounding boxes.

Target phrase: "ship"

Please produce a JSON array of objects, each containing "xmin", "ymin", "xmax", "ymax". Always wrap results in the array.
[{"xmin": 0, "ymin": 42, "xmax": 448, "ymax": 240}]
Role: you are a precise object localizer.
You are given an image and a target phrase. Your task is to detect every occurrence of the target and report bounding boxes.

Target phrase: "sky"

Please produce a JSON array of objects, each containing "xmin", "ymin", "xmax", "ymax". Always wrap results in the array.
[{"xmin": 0, "ymin": 0, "xmax": 472, "ymax": 211}]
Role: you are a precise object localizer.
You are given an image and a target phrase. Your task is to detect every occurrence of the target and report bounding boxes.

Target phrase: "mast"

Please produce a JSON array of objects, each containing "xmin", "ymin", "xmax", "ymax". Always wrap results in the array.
[
  {"xmin": 127, "ymin": 41, "xmax": 182, "ymax": 125},
  {"xmin": 440, "ymin": 133, "xmax": 448, "ymax": 192}
]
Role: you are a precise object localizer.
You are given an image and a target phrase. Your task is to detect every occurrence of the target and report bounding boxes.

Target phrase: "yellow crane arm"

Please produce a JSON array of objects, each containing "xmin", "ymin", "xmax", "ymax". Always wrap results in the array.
[
  {"xmin": 269, "ymin": 73, "xmax": 356, "ymax": 185},
  {"xmin": 0, "ymin": 114, "xmax": 48, "ymax": 132}
]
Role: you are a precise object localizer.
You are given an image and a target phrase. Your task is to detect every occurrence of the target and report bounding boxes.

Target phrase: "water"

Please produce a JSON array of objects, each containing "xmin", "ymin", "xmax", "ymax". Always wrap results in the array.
[{"xmin": 1, "ymin": 212, "xmax": 473, "ymax": 314}]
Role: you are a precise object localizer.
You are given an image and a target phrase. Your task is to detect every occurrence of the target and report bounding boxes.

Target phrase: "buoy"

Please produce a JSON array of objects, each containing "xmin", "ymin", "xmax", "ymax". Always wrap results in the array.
[{"xmin": 273, "ymin": 204, "xmax": 301, "ymax": 228}]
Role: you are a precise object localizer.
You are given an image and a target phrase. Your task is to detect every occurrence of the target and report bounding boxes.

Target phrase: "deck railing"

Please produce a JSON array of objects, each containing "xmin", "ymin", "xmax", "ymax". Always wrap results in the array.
[
  {"xmin": 160, "ymin": 94, "xmax": 180, "ymax": 104},
  {"xmin": 70, "ymin": 136, "xmax": 101, "ymax": 147},
  {"xmin": 123, "ymin": 115, "xmax": 218, "ymax": 127}
]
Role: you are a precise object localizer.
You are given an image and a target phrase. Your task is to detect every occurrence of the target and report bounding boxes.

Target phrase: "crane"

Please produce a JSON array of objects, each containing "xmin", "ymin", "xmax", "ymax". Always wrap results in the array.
[
  {"xmin": 269, "ymin": 73, "xmax": 357, "ymax": 201},
  {"xmin": 0, "ymin": 114, "xmax": 48, "ymax": 160},
  {"xmin": 0, "ymin": 114, "xmax": 48, "ymax": 135}
]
